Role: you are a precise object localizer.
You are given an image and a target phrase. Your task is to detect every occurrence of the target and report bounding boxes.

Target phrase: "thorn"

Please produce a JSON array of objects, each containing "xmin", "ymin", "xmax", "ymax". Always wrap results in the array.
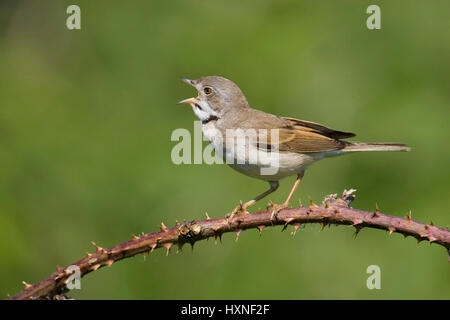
[
  {"xmin": 160, "ymin": 222, "xmax": 168, "ymax": 232},
  {"xmin": 424, "ymin": 225, "xmax": 429, "ymax": 230},
  {"xmin": 353, "ymin": 226, "xmax": 362, "ymax": 238},
  {"xmin": 372, "ymin": 211, "xmax": 379, "ymax": 218},
  {"xmin": 91, "ymin": 241, "xmax": 106, "ymax": 253},
  {"xmin": 402, "ymin": 233, "xmax": 408, "ymax": 239},
  {"xmin": 177, "ymin": 242, "xmax": 184, "ymax": 252},
  {"xmin": 352, "ymin": 219, "xmax": 363, "ymax": 226},
  {"xmin": 22, "ymin": 281, "xmax": 32, "ymax": 289},
  {"xmin": 388, "ymin": 227, "xmax": 395, "ymax": 235},
  {"xmin": 375, "ymin": 203, "xmax": 380, "ymax": 212},
  {"xmin": 190, "ymin": 242, "xmax": 195, "ymax": 252},
  {"xmin": 85, "ymin": 252, "xmax": 92, "ymax": 258},
  {"xmin": 320, "ymin": 221, "xmax": 329, "ymax": 231},
  {"xmin": 175, "ymin": 220, "xmax": 180, "ymax": 227},
  {"xmin": 91, "ymin": 264, "xmax": 101, "ymax": 271},
  {"xmin": 285, "ymin": 217, "xmax": 294, "ymax": 224},
  {"xmin": 257, "ymin": 225, "xmax": 265, "ymax": 235},
  {"xmin": 142, "ymin": 251, "xmax": 148, "ymax": 261},
  {"xmin": 132, "ymin": 234, "xmax": 140, "ymax": 241},
  {"xmin": 282, "ymin": 218, "xmax": 294, "ymax": 231},
  {"xmin": 105, "ymin": 259, "xmax": 114, "ymax": 267},
  {"xmin": 406, "ymin": 210, "xmax": 412, "ymax": 221},
  {"xmin": 235, "ymin": 229, "xmax": 242, "ymax": 242},
  {"xmin": 56, "ymin": 265, "xmax": 63, "ymax": 272},
  {"xmin": 430, "ymin": 221, "xmax": 434, "ymax": 227},
  {"xmin": 150, "ymin": 243, "xmax": 157, "ymax": 252},
  {"xmin": 91, "ymin": 241, "xmax": 99, "ymax": 250},
  {"xmin": 213, "ymin": 233, "xmax": 223, "ymax": 244},
  {"xmin": 205, "ymin": 212, "xmax": 210, "ymax": 220},
  {"xmin": 309, "ymin": 199, "xmax": 317, "ymax": 209},
  {"xmin": 163, "ymin": 243, "xmax": 172, "ymax": 256},
  {"xmin": 291, "ymin": 223, "xmax": 301, "ymax": 237}
]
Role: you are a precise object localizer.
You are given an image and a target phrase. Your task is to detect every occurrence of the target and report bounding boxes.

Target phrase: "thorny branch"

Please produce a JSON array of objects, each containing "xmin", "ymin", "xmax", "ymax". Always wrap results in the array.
[{"xmin": 10, "ymin": 190, "xmax": 450, "ymax": 300}]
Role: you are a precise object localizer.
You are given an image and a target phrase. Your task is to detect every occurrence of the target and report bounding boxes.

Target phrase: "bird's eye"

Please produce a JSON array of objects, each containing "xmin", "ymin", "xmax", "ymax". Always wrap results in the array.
[{"xmin": 203, "ymin": 87, "xmax": 213, "ymax": 95}]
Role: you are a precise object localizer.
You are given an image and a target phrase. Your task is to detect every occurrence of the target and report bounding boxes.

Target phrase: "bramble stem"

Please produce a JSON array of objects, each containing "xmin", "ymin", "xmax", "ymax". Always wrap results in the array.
[{"xmin": 10, "ymin": 190, "xmax": 450, "ymax": 300}]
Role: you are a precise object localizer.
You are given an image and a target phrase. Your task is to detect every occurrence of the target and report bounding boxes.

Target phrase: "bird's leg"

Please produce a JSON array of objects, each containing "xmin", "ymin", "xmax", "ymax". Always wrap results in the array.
[
  {"xmin": 268, "ymin": 171, "xmax": 304, "ymax": 221},
  {"xmin": 227, "ymin": 181, "xmax": 279, "ymax": 221}
]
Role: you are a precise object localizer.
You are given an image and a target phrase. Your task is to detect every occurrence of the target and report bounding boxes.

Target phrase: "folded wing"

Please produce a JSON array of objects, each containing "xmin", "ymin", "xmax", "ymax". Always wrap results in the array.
[{"xmin": 257, "ymin": 117, "xmax": 355, "ymax": 153}]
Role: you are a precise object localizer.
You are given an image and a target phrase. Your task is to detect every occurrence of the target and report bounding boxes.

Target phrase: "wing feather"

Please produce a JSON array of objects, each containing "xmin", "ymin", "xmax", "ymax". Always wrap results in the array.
[
  {"xmin": 258, "ymin": 127, "xmax": 345, "ymax": 153},
  {"xmin": 282, "ymin": 117, "xmax": 356, "ymax": 139},
  {"xmin": 256, "ymin": 117, "xmax": 354, "ymax": 153}
]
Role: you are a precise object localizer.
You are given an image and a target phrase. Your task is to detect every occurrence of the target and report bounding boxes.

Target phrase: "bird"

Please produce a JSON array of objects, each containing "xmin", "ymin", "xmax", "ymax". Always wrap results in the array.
[{"xmin": 178, "ymin": 76, "xmax": 410, "ymax": 220}]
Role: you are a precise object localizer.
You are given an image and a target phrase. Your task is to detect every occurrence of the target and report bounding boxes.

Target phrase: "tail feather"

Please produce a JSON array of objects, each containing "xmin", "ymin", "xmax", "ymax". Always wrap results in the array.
[{"xmin": 343, "ymin": 142, "xmax": 410, "ymax": 152}]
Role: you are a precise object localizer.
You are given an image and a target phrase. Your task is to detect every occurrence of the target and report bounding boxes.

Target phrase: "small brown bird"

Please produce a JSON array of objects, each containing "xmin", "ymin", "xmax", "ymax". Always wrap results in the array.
[{"xmin": 179, "ymin": 76, "xmax": 410, "ymax": 219}]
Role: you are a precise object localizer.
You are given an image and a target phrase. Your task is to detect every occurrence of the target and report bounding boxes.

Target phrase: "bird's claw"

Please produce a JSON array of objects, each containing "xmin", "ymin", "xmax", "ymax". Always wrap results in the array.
[
  {"xmin": 231, "ymin": 200, "xmax": 250, "ymax": 215},
  {"xmin": 226, "ymin": 201, "xmax": 249, "ymax": 226},
  {"xmin": 268, "ymin": 203, "xmax": 288, "ymax": 222}
]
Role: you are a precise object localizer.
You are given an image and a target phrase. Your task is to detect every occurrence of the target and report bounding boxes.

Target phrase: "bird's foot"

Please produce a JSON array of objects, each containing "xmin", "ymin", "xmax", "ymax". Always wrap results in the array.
[
  {"xmin": 225, "ymin": 201, "xmax": 249, "ymax": 225},
  {"xmin": 267, "ymin": 202, "xmax": 289, "ymax": 222},
  {"xmin": 234, "ymin": 200, "xmax": 250, "ymax": 215}
]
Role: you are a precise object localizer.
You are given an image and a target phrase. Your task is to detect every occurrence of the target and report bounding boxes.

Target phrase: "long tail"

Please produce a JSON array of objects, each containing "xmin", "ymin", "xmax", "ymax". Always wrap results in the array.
[{"xmin": 342, "ymin": 142, "xmax": 410, "ymax": 152}]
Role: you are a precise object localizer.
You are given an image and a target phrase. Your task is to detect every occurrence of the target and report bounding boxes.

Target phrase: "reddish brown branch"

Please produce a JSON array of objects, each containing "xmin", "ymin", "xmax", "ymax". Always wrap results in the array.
[{"xmin": 10, "ymin": 190, "xmax": 450, "ymax": 300}]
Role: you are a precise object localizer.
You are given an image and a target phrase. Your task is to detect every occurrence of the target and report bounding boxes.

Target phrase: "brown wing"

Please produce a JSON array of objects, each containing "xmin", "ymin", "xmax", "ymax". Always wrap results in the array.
[
  {"xmin": 282, "ymin": 117, "xmax": 356, "ymax": 139},
  {"xmin": 257, "ymin": 117, "xmax": 355, "ymax": 153}
]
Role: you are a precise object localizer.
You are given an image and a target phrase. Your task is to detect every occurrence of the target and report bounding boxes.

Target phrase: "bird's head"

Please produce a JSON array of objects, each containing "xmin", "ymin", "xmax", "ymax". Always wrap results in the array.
[{"xmin": 178, "ymin": 76, "xmax": 249, "ymax": 123}]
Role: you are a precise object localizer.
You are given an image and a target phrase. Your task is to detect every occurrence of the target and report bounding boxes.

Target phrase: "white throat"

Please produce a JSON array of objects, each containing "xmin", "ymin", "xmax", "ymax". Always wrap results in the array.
[{"xmin": 190, "ymin": 99, "xmax": 219, "ymax": 123}]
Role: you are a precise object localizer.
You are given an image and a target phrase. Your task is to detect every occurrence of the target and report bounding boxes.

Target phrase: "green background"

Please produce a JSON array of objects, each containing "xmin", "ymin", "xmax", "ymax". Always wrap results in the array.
[{"xmin": 1, "ymin": 0, "xmax": 449, "ymax": 299}]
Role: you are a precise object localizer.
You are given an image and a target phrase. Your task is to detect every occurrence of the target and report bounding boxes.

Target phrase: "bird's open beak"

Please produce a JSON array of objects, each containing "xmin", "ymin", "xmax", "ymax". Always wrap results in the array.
[
  {"xmin": 178, "ymin": 78, "xmax": 198, "ymax": 105},
  {"xmin": 177, "ymin": 97, "xmax": 199, "ymax": 105}
]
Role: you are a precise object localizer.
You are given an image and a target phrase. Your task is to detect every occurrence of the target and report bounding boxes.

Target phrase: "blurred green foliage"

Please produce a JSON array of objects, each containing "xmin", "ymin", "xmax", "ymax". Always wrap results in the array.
[{"xmin": 0, "ymin": 0, "xmax": 449, "ymax": 299}]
